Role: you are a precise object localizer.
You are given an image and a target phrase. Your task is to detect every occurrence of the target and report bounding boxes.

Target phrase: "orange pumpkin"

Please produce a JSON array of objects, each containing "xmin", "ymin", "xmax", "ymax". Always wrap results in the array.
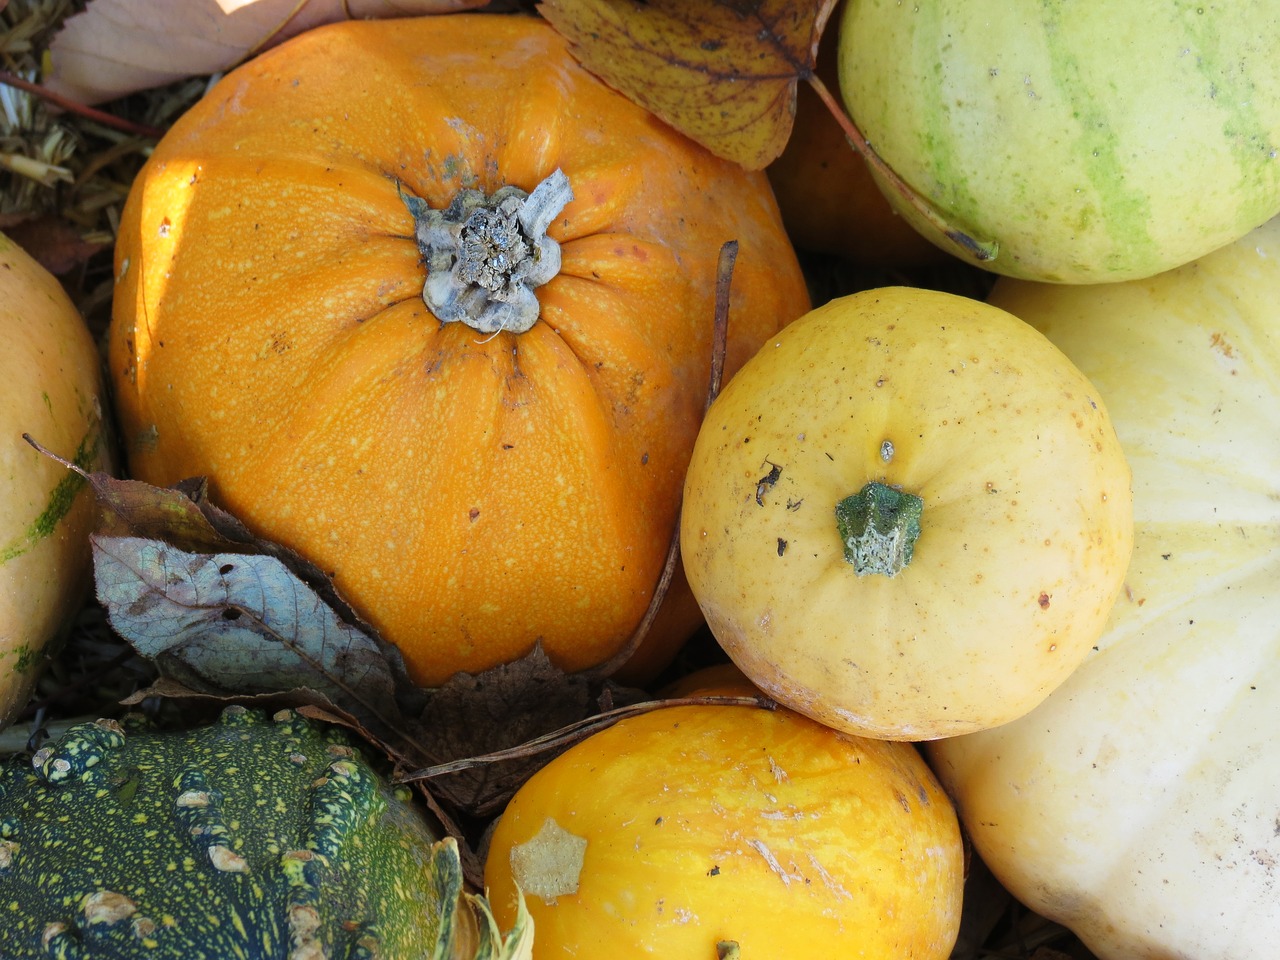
[
  {"xmin": 108, "ymin": 13, "xmax": 809, "ymax": 687},
  {"xmin": 766, "ymin": 5, "xmax": 948, "ymax": 269}
]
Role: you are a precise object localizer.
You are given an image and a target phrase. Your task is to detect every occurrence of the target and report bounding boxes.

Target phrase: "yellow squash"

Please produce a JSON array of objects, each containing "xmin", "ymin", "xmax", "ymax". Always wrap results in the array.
[
  {"xmin": 484, "ymin": 688, "xmax": 964, "ymax": 958},
  {"xmin": 0, "ymin": 233, "xmax": 112, "ymax": 726},
  {"xmin": 680, "ymin": 286, "xmax": 1133, "ymax": 739}
]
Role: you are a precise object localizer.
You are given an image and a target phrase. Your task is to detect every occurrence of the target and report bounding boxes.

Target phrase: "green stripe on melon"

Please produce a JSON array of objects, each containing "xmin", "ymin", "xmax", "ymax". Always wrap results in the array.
[
  {"xmin": 0, "ymin": 424, "xmax": 98, "ymax": 564},
  {"xmin": 2, "ymin": 230, "xmax": 115, "ymax": 725},
  {"xmin": 837, "ymin": 0, "xmax": 1280, "ymax": 283}
]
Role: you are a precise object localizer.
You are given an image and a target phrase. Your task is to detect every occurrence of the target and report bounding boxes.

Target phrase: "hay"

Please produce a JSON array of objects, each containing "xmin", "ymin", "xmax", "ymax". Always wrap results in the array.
[{"xmin": 2, "ymin": 0, "xmax": 206, "ymax": 329}]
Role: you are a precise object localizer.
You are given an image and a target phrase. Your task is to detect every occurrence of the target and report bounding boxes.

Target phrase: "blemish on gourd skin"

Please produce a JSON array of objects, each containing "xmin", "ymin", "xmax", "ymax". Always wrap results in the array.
[
  {"xmin": 745, "ymin": 838, "xmax": 802, "ymax": 886},
  {"xmin": 806, "ymin": 852, "xmax": 853, "ymax": 900},
  {"xmin": 755, "ymin": 459, "xmax": 782, "ymax": 505},
  {"xmin": 509, "ymin": 816, "xmax": 588, "ymax": 905}
]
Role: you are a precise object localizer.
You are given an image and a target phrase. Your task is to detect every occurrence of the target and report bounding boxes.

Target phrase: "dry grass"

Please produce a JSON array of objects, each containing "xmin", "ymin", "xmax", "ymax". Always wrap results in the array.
[{"xmin": 2, "ymin": 0, "xmax": 207, "ymax": 334}]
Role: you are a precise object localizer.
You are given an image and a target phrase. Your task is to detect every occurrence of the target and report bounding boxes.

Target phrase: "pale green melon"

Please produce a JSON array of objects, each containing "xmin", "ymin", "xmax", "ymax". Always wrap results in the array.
[{"xmin": 837, "ymin": 1, "xmax": 1280, "ymax": 283}]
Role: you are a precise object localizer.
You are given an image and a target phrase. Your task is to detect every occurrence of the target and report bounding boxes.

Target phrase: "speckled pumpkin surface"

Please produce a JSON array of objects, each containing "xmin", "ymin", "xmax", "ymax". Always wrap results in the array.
[
  {"xmin": 0, "ymin": 705, "xmax": 509, "ymax": 959},
  {"xmin": 107, "ymin": 13, "xmax": 810, "ymax": 688}
]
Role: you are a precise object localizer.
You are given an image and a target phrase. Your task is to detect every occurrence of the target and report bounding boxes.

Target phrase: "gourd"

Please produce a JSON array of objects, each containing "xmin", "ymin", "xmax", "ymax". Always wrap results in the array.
[
  {"xmin": 836, "ymin": 0, "xmax": 1280, "ymax": 282},
  {"xmin": 0, "ymin": 704, "xmax": 529, "ymax": 959},
  {"xmin": 107, "ymin": 13, "xmax": 810, "ymax": 688},
  {"xmin": 680, "ymin": 285, "xmax": 1133, "ymax": 740},
  {"xmin": 483, "ymin": 688, "xmax": 964, "ymax": 958},
  {"xmin": 0, "ymin": 232, "xmax": 113, "ymax": 727},
  {"xmin": 926, "ymin": 215, "xmax": 1280, "ymax": 960}
]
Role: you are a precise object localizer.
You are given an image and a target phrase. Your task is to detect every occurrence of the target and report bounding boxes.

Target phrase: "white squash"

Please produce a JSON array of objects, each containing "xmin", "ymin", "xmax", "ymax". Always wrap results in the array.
[{"xmin": 927, "ymin": 216, "xmax": 1280, "ymax": 959}]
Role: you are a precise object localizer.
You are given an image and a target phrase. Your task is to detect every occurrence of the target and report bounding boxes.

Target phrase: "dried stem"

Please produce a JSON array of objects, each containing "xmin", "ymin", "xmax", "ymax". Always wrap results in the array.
[
  {"xmin": 396, "ymin": 692, "xmax": 775, "ymax": 783},
  {"xmin": 0, "ymin": 70, "xmax": 165, "ymax": 139},
  {"xmin": 806, "ymin": 72, "xmax": 996, "ymax": 263}
]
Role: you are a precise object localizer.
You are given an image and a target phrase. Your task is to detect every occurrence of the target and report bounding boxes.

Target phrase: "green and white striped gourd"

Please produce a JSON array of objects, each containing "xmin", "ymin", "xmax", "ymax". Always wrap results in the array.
[{"xmin": 837, "ymin": 1, "xmax": 1280, "ymax": 283}]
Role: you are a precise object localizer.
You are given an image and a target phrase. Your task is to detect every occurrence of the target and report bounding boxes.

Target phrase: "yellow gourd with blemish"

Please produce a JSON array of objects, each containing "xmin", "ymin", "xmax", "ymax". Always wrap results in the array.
[
  {"xmin": 681, "ymin": 286, "xmax": 1133, "ymax": 739},
  {"xmin": 484, "ymin": 690, "xmax": 963, "ymax": 958}
]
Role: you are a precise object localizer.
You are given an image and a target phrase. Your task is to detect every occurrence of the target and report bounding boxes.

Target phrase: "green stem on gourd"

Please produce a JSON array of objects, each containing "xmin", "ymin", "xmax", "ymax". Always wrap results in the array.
[{"xmin": 834, "ymin": 481, "xmax": 923, "ymax": 578}]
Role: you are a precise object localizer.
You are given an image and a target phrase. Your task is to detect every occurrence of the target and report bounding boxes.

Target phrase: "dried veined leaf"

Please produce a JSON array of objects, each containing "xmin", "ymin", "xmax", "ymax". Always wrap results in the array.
[
  {"xmin": 539, "ymin": 0, "xmax": 838, "ymax": 170},
  {"xmin": 2, "ymin": 216, "xmax": 106, "ymax": 276},
  {"xmin": 93, "ymin": 535, "xmax": 411, "ymax": 739},
  {"xmin": 87, "ymin": 474, "xmax": 247, "ymax": 553},
  {"xmin": 26, "ymin": 439, "xmax": 379, "ymax": 635},
  {"xmin": 43, "ymin": 0, "xmax": 492, "ymax": 105},
  {"xmin": 412, "ymin": 644, "xmax": 646, "ymax": 817}
]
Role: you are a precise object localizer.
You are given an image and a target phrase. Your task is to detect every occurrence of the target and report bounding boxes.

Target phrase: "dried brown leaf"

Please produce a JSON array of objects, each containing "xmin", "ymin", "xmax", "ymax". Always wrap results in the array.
[
  {"xmin": 92, "ymin": 535, "xmax": 411, "ymax": 732},
  {"xmin": 85, "ymin": 474, "xmax": 246, "ymax": 553},
  {"xmin": 43, "ymin": 457, "xmax": 374, "ymax": 634},
  {"xmin": 2, "ymin": 215, "xmax": 106, "ymax": 275},
  {"xmin": 411, "ymin": 644, "xmax": 647, "ymax": 817},
  {"xmin": 44, "ymin": 0, "xmax": 493, "ymax": 105},
  {"xmin": 538, "ymin": 0, "xmax": 838, "ymax": 169}
]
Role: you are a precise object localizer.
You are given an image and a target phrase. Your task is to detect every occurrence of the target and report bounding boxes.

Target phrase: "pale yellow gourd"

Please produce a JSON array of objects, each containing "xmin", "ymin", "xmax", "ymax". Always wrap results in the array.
[
  {"xmin": 680, "ymin": 286, "xmax": 1133, "ymax": 739},
  {"xmin": 0, "ymin": 232, "xmax": 112, "ymax": 726},
  {"xmin": 928, "ymin": 216, "xmax": 1280, "ymax": 960}
]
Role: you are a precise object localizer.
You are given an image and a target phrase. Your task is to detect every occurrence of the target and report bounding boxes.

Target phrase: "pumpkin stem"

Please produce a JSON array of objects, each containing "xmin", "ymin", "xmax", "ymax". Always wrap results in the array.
[
  {"xmin": 834, "ymin": 481, "xmax": 923, "ymax": 577},
  {"xmin": 405, "ymin": 168, "xmax": 573, "ymax": 335}
]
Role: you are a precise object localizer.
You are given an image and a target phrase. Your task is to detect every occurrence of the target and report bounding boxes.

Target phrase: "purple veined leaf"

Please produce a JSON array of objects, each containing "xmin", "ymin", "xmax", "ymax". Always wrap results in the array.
[{"xmin": 93, "ymin": 534, "xmax": 401, "ymax": 727}]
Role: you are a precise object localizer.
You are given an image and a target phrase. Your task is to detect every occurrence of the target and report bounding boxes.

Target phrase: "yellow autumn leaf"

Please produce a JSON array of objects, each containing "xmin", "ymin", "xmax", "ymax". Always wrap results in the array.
[{"xmin": 539, "ymin": 0, "xmax": 838, "ymax": 171}]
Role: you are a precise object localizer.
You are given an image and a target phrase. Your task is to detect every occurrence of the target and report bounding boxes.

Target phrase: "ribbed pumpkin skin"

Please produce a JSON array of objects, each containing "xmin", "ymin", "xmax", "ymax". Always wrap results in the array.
[
  {"xmin": 108, "ymin": 14, "xmax": 809, "ymax": 686},
  {"xmin": 484, "ymin": 698, "xmax": 964, "ymax": 958},
  {"xmin": 1, "ymin": 232, "xmax": 112, "ymax": 726},
  {"xmin": 0, "ymin": 706, "xmax": 453, "ymax": 959}
]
